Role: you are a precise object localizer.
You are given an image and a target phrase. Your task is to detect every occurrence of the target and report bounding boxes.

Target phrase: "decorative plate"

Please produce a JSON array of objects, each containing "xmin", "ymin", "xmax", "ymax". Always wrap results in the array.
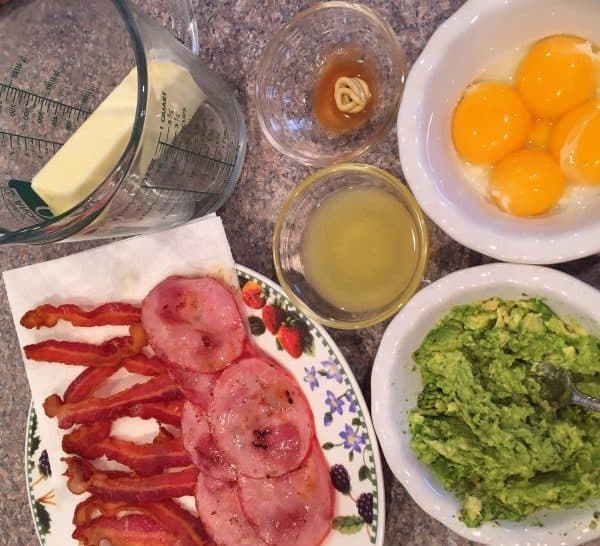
[{"xmin": 25, "ymin": 264, "xmax": 385, "ymax": 546}]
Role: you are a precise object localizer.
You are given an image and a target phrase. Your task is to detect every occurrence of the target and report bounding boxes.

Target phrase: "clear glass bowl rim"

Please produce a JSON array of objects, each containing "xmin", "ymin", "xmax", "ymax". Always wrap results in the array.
[
  {"xmin": 255, "ymin": 1, "xmax": 406, "ymax": 167},
  {"xmin": 272, "ymin": 163, "xmax": 430, "ymax": 329}
]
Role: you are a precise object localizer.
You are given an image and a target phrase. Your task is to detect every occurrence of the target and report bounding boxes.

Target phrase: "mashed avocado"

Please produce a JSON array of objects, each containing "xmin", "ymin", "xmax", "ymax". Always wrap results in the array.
[{"xmin": 409, "ymin": 298, "xmax": 600, "ymax": 527}]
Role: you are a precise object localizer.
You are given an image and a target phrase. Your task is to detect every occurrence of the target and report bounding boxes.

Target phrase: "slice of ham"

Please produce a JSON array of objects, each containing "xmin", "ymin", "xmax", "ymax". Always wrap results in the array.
[
  {"xmin": 209, "ymin": 357, "xmax": 314, "ymax": 478},
  {"xmin": 181, "ymin": 401, "xmax": 236, "ymax": 482},
  {"xmin": 238, "ymin": 439, "xmax": 334, "ymax": 546},
  {"xmin": 194, "ymin": 473, "xmax": 266, "ymax": 546},
  {"xmin": 142, "ymin": 276, "xmax": 246, "ymax": 373},
  {"xmin": 168, "ymin": 367, "xmax": 219, "ymax": 411}
]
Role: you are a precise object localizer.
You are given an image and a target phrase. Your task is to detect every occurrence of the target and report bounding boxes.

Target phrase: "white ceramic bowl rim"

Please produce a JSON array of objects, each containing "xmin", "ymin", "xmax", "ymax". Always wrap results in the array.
[
  {"xmin": 371, "ymin": 263, "xmax": 600, "ymax": 545},
  {"xmin": 397, "ymin": 0, "xmax": 600, "ymax": 264}
]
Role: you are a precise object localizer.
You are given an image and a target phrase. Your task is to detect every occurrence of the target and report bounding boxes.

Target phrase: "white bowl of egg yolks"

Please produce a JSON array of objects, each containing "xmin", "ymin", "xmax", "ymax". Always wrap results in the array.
[{"xmin": 397, "ymin": 0, "xmax": 600, "ymax": 264}]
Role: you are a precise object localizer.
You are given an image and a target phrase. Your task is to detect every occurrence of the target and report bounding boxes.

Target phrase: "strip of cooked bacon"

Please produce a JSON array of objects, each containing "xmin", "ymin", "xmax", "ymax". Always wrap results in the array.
[
  {"xmin": 63, "ymin": 426, "xmax": 190, "ymax": 476},
  {"xmin": 143, "ymin": 500, "xmax": 213, "ymax": 546},
  {"xmin": 63, "ymin": 457, "xmax": 199, "ymax": 502},
  {"xmin": 73, "ymin": 497, "xmax": 213, "ymax": 546},
  {"xmin": 73, "ymin": 497, "xmax": 130, "ymax": 527},
  {"xmin": 63, "ymin": 354, "xmax": 165, "ymax": 403},
  {"xmin": 63, "ymin": 457, "xmax": 129, "ymax": 495},
  {"xmin": 63, "ymin": 367, "xmax": 119, "ymax": 403},
  {"xmin": 20, "ymin": 302, "xmax": 142, "ymax": 329},
  {"xmin": 62, "ymin": 421, "xmax": 112, "ymax": 456},
  {"xmin": 148, "ymin": 426, "xmax": 173, "ymax": 443},
  {"xmin": 127, "ymin": 399, "xmax": 184, "ymax": 426},
  {"xmin": 24, "ymin": 323, "xmax": 147, "ymax": 367},
  {"xmin": 45, "ymin": 374, "xmax": 180, "ymax": 429},
  {"xmin": 122, "ymin": 354, "xmax": 166, "ymax": 376},
  {"xmin": 72, "ymin": 514, "xmax": 180, "ymax": 546},
  {"xmin": 96, "ymin": 436, "xmax": 190, "ymax": 476}
]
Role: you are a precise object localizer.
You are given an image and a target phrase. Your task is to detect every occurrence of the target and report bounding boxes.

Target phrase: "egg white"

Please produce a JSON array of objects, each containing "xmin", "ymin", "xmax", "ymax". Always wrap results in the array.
[{"xmin": 458, "ymin": 37, "xmax": 600, "ymax": 216}]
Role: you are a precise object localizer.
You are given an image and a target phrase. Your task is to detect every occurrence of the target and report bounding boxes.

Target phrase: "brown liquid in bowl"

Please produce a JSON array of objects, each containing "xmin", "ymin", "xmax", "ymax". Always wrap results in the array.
[{"xmin": 312, "ymin": 45, "xmax": 378, "ymax": 135}]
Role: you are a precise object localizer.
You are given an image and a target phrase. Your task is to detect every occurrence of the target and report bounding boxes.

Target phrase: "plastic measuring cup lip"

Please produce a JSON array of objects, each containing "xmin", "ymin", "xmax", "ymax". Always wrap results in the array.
[{"xmin": 0, "ymin": 0, "xmax": 149, "ymax": 245}]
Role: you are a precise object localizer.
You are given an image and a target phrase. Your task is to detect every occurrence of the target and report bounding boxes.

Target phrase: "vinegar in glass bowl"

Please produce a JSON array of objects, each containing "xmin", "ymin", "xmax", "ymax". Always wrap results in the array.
[{"xmin": 301, "ymin": 186, "xmax": 420, "ymax": 313}]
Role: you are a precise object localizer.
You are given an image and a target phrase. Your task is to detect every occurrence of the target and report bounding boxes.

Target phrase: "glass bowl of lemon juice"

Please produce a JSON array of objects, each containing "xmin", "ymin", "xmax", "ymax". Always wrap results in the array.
[{"xmin": 273, "ymin": 163, "xmax": 428, "ymax": 329}]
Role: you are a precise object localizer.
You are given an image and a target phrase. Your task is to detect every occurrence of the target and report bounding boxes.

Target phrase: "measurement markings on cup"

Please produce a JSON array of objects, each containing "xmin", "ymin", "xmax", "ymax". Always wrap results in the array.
[
  {"xmin": 155, "ymin": 139, "xmax": 236, "ymax": 168},
  {"xmin": 154, "ymin": 139, "xmax": 234, "ymax": 178},
  {"xmin": 0, "ymin": 83, "xmax": 91, "ymax": 122},
  {"xmin": 0, "ymin": 131, "xmax": 63, "ymax": 158}
]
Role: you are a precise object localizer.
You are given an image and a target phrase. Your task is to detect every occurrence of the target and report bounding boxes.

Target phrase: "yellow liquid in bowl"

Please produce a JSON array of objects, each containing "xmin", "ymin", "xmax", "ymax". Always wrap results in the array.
[{"xmin": 301, "ymin": 187, "xmax": 420, "ymax": 313}]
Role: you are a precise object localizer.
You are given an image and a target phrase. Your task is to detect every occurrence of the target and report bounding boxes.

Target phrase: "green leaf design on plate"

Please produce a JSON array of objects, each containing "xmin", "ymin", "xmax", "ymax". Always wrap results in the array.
[
  {"xmin": 248, "ymin": 316, "xmax": 266, "ymax": 336},
  {"xmin": 303, "ymin": 328, "xmax": 314, "ymax": 356},
  {"xmin": 28, "ymin": 410, "xmax": 40, "ymax": 457},
  {"xmin": 352, "ymin": 417, "xmax": 362, "ymax": 426},
  {"xmin": 332, "ymin": 515, "xmax": 365, "ymax": 535},
  {"xmin": 349, "ymin": 450, "xmax": 354, "ymax": 462},
  {"xmin": 358, "ymin": 465, "xmax": 370, "ymax": 481},
  {"xmin": 35, "ymin": 502, "xmax": 51, "ymax": 536},
  {"xmin": 322, "ymin": 442, "xmax": 334, "ymax": 450}
]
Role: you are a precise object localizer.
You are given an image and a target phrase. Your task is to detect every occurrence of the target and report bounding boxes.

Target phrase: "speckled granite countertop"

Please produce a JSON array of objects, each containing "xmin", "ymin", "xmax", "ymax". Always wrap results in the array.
[{"xmin": 0, "ymin": 1, "xmax": 599, "ymax": 545}]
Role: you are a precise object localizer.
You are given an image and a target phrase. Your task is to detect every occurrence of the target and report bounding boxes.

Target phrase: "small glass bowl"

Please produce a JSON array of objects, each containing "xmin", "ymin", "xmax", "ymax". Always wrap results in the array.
[
  {"xmin": 256, "ymin": 2, "xmax": 406, "ymax": 166},
  {"xmin": 273, "ymin": 163, "xmax": 429, "ymax": 329}
]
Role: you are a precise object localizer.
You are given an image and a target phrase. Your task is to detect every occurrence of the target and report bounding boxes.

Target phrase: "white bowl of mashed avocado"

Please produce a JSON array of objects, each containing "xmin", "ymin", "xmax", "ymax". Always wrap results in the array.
[{"xmin": 371, "ymin": 264, "xmax": 600, "ymax": 545}]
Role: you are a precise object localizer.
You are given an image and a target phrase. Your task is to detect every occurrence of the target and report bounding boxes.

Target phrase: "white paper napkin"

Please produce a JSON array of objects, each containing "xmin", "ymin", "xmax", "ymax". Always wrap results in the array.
[{"xmin": 3, "ymin": 213, "xmax": 236, "ymax": 544}]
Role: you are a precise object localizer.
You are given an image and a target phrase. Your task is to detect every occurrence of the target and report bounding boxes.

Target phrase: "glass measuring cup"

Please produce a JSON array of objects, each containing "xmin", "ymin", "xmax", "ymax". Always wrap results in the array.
[{"xmin": 0, "ymin": 0, "xmax": 246, "ymax": 244}]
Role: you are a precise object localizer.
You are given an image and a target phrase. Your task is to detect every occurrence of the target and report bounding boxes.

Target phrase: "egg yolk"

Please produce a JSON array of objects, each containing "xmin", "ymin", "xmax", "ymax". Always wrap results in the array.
[
  {"xmin": 516, "ymin": 35, "xmax": 597, "ymax": 119},
  {"xmin": 452, "ymin": 81, "xmax": 533, "ymax": 165},
  {"xmin": 490, "ymin": 149, "xmax": 565, "ymax": 216},
  {"xmin": 549, "ymin": 98, "xmax": 600, "ymax": 185},
  {"xmin": 526, "ymin": 118, "xmax": 554, "ymax": 151}
]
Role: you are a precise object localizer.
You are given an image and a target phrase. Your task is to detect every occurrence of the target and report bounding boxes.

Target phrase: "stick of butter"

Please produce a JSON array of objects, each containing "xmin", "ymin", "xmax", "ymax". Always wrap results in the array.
[{"xmin": 32, "ymin": 61, "xmax": 205, "ymax": 215}]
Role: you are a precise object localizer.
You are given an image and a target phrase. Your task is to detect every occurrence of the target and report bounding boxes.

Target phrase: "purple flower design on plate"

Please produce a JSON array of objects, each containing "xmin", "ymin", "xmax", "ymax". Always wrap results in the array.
[
  {"xmin": 323, "ymin": 359, "xmax": 343, "ymax": 383},
  {"xmin": 339, "ymin": 424, "xmax": 367, "ymax": 453},
  {"xmin": 303, "ymin": 366, "xmax": 319, "ymax": 391},
  {"xmin": 345, "ymin": 391, "xmax": 358, "ymax": 413},
  {"xmin": 325, "ymin": 390, "xmax": 345, "ymax": 416}
]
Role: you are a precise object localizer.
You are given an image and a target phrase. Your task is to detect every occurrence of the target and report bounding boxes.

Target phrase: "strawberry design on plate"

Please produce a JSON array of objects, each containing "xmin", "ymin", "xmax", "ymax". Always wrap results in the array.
[
  {"xmin": 276, "ymin": 319, "xmax": 311, "ymax": 359},
  {"xmin": 263, "ymin": 303, "xmax": 313, "ymax": 359},
  {"xmin": 262, "ymin": 304, "xmax": 286, "ymax": 335},
  {"xmin": 244, "ymin": 279, "xmax": 315, "ymax": 360},
  {"xmin": 241, "ymin": 280, "xmax": 266, "ymax": 310}
]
